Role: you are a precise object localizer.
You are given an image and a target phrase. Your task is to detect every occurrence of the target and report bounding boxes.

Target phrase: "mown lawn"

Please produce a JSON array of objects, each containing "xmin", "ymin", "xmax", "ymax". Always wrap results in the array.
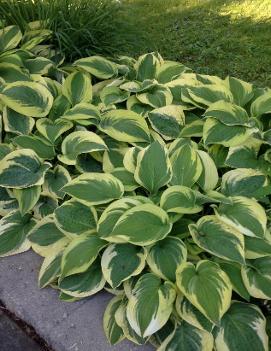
[{"xmin": 121, "ymin": 0, "xmax": 271, "ymax": 86}]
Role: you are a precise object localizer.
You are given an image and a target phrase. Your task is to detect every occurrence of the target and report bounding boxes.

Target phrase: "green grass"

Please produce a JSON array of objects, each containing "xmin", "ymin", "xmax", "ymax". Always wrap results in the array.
[
  {"xmin": 0, "ymin": 0, "xmax": 142, "ymax": 61},
  {"xmin": 121, "ymin": 0, "xmax": 271, "ymax": 86}
]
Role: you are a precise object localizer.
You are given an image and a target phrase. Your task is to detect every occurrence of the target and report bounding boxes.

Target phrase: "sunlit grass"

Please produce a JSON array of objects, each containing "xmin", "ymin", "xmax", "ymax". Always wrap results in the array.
[{"xmin": 122, "ymin": 0, "xmax": 271, "ymax": 86}]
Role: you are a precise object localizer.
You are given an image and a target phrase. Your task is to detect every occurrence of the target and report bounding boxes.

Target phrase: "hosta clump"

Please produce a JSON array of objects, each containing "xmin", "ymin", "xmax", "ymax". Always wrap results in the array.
[{"xmin": 1, "ymin": 23, "xmax": 271, "ymax": 351}]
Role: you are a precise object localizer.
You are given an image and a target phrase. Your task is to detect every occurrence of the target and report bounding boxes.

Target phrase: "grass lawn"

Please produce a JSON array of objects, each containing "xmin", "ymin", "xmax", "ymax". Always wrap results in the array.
[{"xmin": 121, "ymin": 0, "xmax": 271, "ymax": 87}]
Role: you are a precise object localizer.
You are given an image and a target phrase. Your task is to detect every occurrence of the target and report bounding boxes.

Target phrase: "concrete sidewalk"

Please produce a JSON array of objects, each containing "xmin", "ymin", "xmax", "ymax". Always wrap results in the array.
[{"xmin": 0, "ymin": 251, "xmax": 153, "ymax": 351}]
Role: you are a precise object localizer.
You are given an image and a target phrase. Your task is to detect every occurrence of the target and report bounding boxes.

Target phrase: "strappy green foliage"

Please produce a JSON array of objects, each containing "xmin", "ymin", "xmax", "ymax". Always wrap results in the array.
[{"xmin": 1, "ymin": 23, "xmax": 271, "ymax": 351}]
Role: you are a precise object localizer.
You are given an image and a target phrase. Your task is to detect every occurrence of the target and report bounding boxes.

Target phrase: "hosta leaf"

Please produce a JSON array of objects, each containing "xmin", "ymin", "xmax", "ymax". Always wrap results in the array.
[
  {"xmin": 245, "ymin": 236, "xmax": 271, "ymax": 259},
  {"xmin": 28, "ymin": 214, "xmax": 66, "ymax": 248},
  {"xmin": 217, "ymin": 261, "xmax": 250, "ymax": 300},
  {"xmin": 97, "ymin": 197, "xmax": 151, "ymax": 239},
  {"xmin": 225, "ymin": 76, "xmax": 254, "ymax": 107},
  {"xmin": 135, "ymin": 52, "xmax": 161, "ymax": 81},
  {"xmin": 126, "ymin": 95, "xmax": 152, "ymax": 116},
  {"xmin": 13, "ymin": 186, "xmax": 41, "ymax": 215},
  {"xmin": 127, "ymin": 273, "xmax": 176, "ymax": 338},
  {"xmin": 54, "ymin": 199, "xmax": 97, "ymax": 237},
  {"xmin": 104, "ymin": 203, "xmax": 172, "ymax": 246},
  {"xmin": 38, "ymin": 251, "xmax": 62, "ymax": 288},
  {"xmin": 196, "ymin": 150, "xmax": 218, "ymax": 191},
  {"xmin": 214, "ymin": 302, "xmax": 268, "ymax": 351},
  {"xmin": 189, "ymin": 216, "xmax": 245, "ymax": 264},
  {"xmin": 241, "ymin": 257, "xmax": 271, "ymax": 299},
  {"xmin": 110, "ymin": 167, "xmax": 139, "ymax": 191},
  {"xmin": 33, "ymin": 194, "xmax": 58, "ymax": 220},
  {"xmin": 62, "ymin": 102, "xmax": 100, "ymax": 126},
  {"xmin": 148, "ymin": 105, "xmax": 185, "ymax": 140},
  {"xmin": 0, "ymin": 211, "xmax": 35, "ymax": 257},
  {"xmin": 74, "ymin": 56, "xmax": 117, "ymax": 79},
  {"xmin": 43, "ymin": 165, "xmax": 71, "ymax": 199},
  {"xmin": 158, "ymin": 321, "xmax": 214, "ymax": 351},
  {"xmin": 0, "ymin": 81, "xmax": 53, "ymax": 117},
  {"xmin": 169, "ymin": 138, "xmax": 202, "ymax": 187},
  {"xmin": 36, "ymin": 118, "xmax": 73, "ymax": 144},
  {"xmin": 176, "ymin": 260, "xmax": 232, "ymax": 324},
  {"xmin": 250, "ymin": 90, "xmax": 271, "ymax": 117},
  {"xmin": 100, "ymin": 86, "xmax": 130, "ymax": 105},
  {"xmin": 62, "ymin": 173, "xmax": 124, "ymax": 206},
  {"xmin": 203, "ymin": 117, "xmax": 256, "ymax": 147},
  {"xmin": 103, "ymin": 295, "xmax": 125, "ymax": 345},
  {"xmin": 175, "ymin": 295, "xmax": 213, "ymax": 332},
  {"xmin": 59, "ymin": 258, "xmax": 105, "ymax": 298},
  {"xmin": 101, "ymin": 243, "xmax": 146, "ymax": 288},
  {"xmin": 3, "ymin": 107, "xmax": 34, "ymax": 135},
  {"xmin": 99, "ymin": 109, "xmax": 150, "ymax": 143},
  {"xmin": 221, "ymin": 168, "xmax": 267, "ymax": 197},
  {"xmin": 0, "ymin": 62, "xmax": 31, "ymax": 83},
  {"xmin": 24, "ymin": 57, "xmax": 54, "ymax": 75},
  {"xmin": 0, "ymin": 25, "xmax": 22, "ymax": 51},
  {"xmin": 0, "ymin": 149, "xmax": 51, "ymax": 189},
  {"xmin": 160, "ymin": 186, "xmax": 202, "ymax": 214},
  {"xmin": 63, "ymin": 70, "xmax": 92, "ymax": 106},
  {"xmin": 123, "ymin": 147, "xmax": 141, "ymax": 173},
  {"xmin": 184, "ymin": 84, "xmax": 233, "ymax": 108},
  {"xmin": 137, "ymin": 85, "xmax": 173, "ymax": 108},
  {"xmin": 13, "ymin": 135, "xmax": 55, "ymax": 159},
  {"xmin": 157, "ymin": 61, "xmax": 188, "ymax": 84},
  {"xmin": 0, "ymin": 187, "xmax": 18, "ymax": 216},
  {"xmin": 225, "ymin": 144, "xmax": 259, "ymax": 169},
  {"xmin": 215, "ymin": 196, "xmax": 267, "ymax": 238},
  {"xmin": 146, "ymin": 236, "xmax": 187, "ymax": 281},
  {"xmin": 49, "ymin": 94, "xmax": 71, "ymax": 121},
  {"xmin": 60, "ymin": 234, "xmax": 107, "ymax": 278},
  {"xmin": 134, "ymin": 141, "xmax": 172, "ymax": 194},
  {"xmin": 204, "ymin": 100, "xmax": 250, "ymax": 126},
  {"xmin": 59, "ymin": 131, "xmax": 107, "ymax": 165},
  {"xmin": 103, "ymin": 147, "xmax": 126, "ymax": 173}
]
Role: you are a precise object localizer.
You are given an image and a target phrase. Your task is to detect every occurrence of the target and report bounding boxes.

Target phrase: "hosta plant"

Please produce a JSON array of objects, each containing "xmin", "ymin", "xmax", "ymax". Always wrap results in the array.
[{"xmin": 1, "ymin": 23, "xmax": 271, "ymax": 351}]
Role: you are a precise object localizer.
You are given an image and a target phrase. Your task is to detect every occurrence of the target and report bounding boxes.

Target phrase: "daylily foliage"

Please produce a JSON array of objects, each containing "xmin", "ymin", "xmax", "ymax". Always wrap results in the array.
[{"xmin": 0, "ymin": 23, "xmax": 271, "ymax": 351}]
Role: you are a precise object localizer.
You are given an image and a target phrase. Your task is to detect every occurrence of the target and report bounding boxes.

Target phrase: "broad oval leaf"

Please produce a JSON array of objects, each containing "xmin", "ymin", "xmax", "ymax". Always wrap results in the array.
[
  {"xmin": 176, "ymin": 260, "xmax": 232, "ymax": 324},
  {"xmin": 148, "ymin": 105, "xmax": 185, "ymax": 140},
  {"xmin": 62, "ymin": 173, "xmax": 124, "ymax": 206},
  {"xmin": 220, "ymin": 168, "xmax": 267, "ymax": 197},
  {"xmin": 214, "ymin": 302, "xmax": 268, "ymax": 351},
  {"xmin": 134, "ymin": 141, "xmax": 172, "ymax": 194},
  {"xmin": 160, "ymin": 186, "xmax": 203, "ymax": 214},
  {"xmin": 59, "ymin": 258, "xmax": 105, "ymax": 298},
  {"xmin": 127, "ymin": 273, "xmax": 176, "ymax": 338},
  {"xmin": 215, "ymin": 196, "xmax": 267, "ymax": 238},
  {"xmin": 103, "ymin": 295, "xmax": 125, "ymax": 345},
  {"xmin": 0, "ymin": 149, "xmax": 51, "ymax": 189},
  {"xmin": 146, "ymin": 236, "xmax": 187, "ymax": 281},
  {"xmin": 175, "ymin": 295, "xmax": 213, "ymax": 332},
  {"xmin": 104, "ymin": 203, "xmax": 172, "ymax": 246},
  {"xmin": 63, "ymin": 70, "xmax": 92, "ymax": 106},
  {"xmin": 59, "ymin": 131, "xmax": 107, "ymax": 165},
  {"xmin": 241, "ymin": 257, "xmax": 271, "ymax": 299},
  {"xmin": 99, "ymin": 109, "xmax": 150, "ymax": 143},
  {"xmin": 169, "ymin": 138, "xmax": 202, "ymax": 187},
  {"xmin": 74, "ymin": 56, "xmax": 117, "ymax": 79},
  {"xmin": 101, "ymin": 243, "xmax": 146, "ymax": 288},
  {"xmin": 61, "ymin": 234, "xmax": 107, "ymax": 278},
  {"xmin": 189, "ymin": 215, "xmax": 245, "ymax": 264},
  {"xmin": 158, "ymin": 321, "xmax": 214, "ymax": 351},
  {"xmin": 0, "ymin": 81, "xmax": 53, "ymax": 117},
  {"xmin": 0, "ymin": 211, "xmax": 35, "ymax": 256},
  {"xmin": 54, "ymin": 199, "xmax": 97, "ymax": 237}
]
